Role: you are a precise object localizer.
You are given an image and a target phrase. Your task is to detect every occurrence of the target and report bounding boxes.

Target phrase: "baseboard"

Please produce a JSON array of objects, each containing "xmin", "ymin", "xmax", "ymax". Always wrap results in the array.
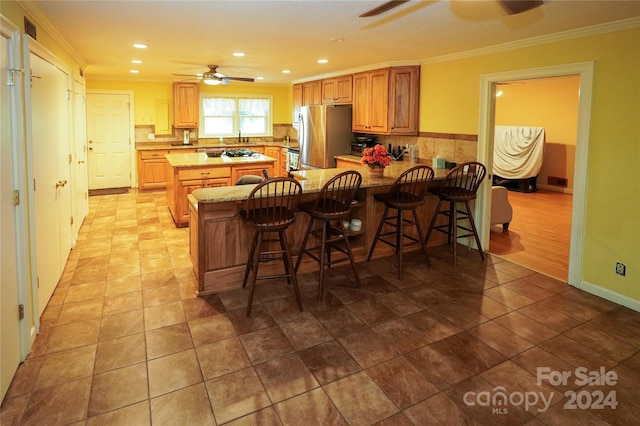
[
  {"xmin": 537, "ymin": 184, "xmax": 573, "ymax": 194},
  {"xmin": 579, "ymin": 280, "xmax": 640, "ymax": 312}
]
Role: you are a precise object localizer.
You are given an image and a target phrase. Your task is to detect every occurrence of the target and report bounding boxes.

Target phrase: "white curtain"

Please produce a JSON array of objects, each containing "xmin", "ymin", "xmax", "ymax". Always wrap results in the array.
[{"xmin": 493, "ymin": 126, "xmax": 545, "ymax": 179}]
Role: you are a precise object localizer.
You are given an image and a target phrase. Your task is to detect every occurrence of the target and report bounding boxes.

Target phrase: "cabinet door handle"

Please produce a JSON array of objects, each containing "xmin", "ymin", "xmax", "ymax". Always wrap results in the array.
[{"xmin": 201, "ymin": 172, "xmax": 210, "ymax": 176}]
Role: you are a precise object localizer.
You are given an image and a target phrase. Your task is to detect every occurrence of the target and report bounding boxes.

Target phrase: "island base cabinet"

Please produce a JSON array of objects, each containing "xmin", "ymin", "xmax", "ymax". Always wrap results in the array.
[{"xmin": 190, "ymin": 186, "xmax": 447, "ymax": 296}]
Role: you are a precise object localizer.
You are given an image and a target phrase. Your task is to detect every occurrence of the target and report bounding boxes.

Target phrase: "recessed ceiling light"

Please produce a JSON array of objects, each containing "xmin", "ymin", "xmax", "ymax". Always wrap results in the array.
[
  {"xmin": 256, "ymin": 76, "xmax": 264, "ymax": 80},
  {"xmin": 282, "ymin": 70, "xmax": 291, "ymax": 74},
  {"xmin": 132, "ymin": 43, "xmax": 147, "ymax": 49},
  {"xmin": 232, "ymin": 52, "xmax": 245, "ymax": 57},
  {"xmin": 131, "ymin": 59, "xmax": 142, "ymax": 64},
  {"xmin": 130, "ymin": 69, "xmax": 139, "ymax": 74},
  {"xmin": 329, "ymin": 38, "xmax": 344, "ymax": 43},
  {"xmin": 317, "ymin": 59, "xmax": 328, "ymax": 64}
]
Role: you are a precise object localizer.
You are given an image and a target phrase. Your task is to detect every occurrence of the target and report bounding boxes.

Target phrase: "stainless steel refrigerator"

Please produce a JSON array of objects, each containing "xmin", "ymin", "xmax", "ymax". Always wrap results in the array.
[{"xmin": 299, "ymin": 104, "xmax": 353, "ymax": 169}]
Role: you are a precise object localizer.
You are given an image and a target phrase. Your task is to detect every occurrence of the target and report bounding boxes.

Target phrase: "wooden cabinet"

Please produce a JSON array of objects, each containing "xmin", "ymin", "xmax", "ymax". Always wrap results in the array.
[
  {"xmin": 352, "ymin": 69, "xmax": 390, "ymax": 133},
  {"xmin": 232, "ymin": 164, "xmax": 274, "ymax": 184},
  {"xmin": 388, "ymin": 66, "xmax": 420, "ymax": 135},
  {"xmin": 138, "ymin": 149, "xmax": 195, "ymax": 190},
  {"xmin": 173, "ymin": 82, "xmax": 199, "ymax": 128},
  {"xmin": 264, "ymin": 147, "xmax": 282, "ymax": 177},
  {"xmin": 352, "ymin": 66, "xmax": 419, "ymax": 135},
  {"xmin": 280, "ymin": 149, "xmax": 288, "ymax": 176},
  {"xmin": 167, "ymin": 165, "xmax": 232, "ymax": 227},
  {"xmin": 322, "ymin": 75, "xmax": 353, "ymax": 104},
  {"xmin": 292, "ymin": 83, "xmax": 303, "ymax": 125},
  {"xmin": 303, "ymin": 81, "xmax": 321, "ymax": 106}
]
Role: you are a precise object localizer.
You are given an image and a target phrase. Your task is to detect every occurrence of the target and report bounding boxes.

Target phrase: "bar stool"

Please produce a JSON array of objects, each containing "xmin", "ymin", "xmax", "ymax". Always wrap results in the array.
[
  {"xmin": 295, "ymin": 171, "xmax": 362, "ymax": 299},
  {"xmin": 424, "ymin": 162, "xmax": 487, "ymax": 266},
  {"xmin": 367, "ymin": 165, "xmax": 435, "ymax": 279},
  {"xmin": 240, "ymin": 177, "xmax": 303, "ymax": 316}
]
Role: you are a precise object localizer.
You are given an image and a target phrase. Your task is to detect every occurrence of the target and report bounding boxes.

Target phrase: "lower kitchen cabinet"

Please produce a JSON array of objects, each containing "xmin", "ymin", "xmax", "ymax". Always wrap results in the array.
[
  {"xmin": 232, "ymin": 164, "xmax": 274, "ymax": 183},
  {"xmin": 167, "ymin": 165, "xmax": 232, "ymax": 227},
  {"xmin": 264, "ymin": 146, "xmax": 282, "ymax": 177},
  {"xmin": 138, "ymin": 148, "xmax": 195, "ymax": 190}
]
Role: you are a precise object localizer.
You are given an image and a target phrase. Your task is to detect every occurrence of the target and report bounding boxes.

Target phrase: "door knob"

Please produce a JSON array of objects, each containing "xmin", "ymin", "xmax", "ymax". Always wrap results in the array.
[
  {"xmin": 55, "ymin": 180, "xmax": 67, "ymax": 188},
  {"xmin": 78, "ymin": 160, "xmax": 85, "ymax": 164},
  {"xmin": 88, "ymin": 147, "xmax": 93, "ymax": 151}
]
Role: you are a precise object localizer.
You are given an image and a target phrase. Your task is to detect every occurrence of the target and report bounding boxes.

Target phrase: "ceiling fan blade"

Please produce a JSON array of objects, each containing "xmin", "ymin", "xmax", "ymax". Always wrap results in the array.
[
  {"xmin": 498, "ymin": 0, "xmax": 543, "ymax": 15},
  {"xmin": 223, "ymin": 76, "xmax": 255, "ymax": 83},
  {"xmin": 359, "ymin": 0, "xmax": 410, "ymax": 17}
]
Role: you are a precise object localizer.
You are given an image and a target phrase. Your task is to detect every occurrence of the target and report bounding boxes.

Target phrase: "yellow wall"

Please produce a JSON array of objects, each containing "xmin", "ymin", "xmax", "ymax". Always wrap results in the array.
[
  {"xmin": 420, "ymin": 27, "xmax": 640, "ymax": 300},
  {"xmin": 495, "ymin": 75, "xmax": 580, "ymax": 145},
  {"xmin": 495, "ymin": 75, "xmax": 580, "ymax": 192},
  {"xmin": 86, "ymin": 80, "xmax": 293, "ymax": 128}
]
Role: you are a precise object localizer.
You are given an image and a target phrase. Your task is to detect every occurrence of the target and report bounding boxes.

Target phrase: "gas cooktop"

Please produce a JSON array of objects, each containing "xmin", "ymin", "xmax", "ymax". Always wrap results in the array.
[{"xmin": 224, "ymin": 148, "xmax": 258, "ymax": 157}]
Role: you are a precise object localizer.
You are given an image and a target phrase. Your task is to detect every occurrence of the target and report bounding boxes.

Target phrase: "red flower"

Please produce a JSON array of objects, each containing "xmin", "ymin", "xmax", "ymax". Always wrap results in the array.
[{"xmin": 361, "ymin": 144, "xmax": 392, "ymax": 168}]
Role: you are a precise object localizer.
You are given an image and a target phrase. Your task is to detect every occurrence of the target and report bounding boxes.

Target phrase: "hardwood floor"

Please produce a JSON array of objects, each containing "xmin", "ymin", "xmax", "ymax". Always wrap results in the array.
[{"xmin": 489, "ymin": 189, "xmax": 572, "ymax": 282}]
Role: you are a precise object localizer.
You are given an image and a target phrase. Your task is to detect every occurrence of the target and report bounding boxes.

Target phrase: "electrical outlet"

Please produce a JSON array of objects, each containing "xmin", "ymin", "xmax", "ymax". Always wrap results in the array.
[
  {"xmin": 615, "ymin": 262, "xmax": 626, "ymax": 277},
  {"xmin": 148, "ymin": 133, "xmax": 155, "ymax": 140}
]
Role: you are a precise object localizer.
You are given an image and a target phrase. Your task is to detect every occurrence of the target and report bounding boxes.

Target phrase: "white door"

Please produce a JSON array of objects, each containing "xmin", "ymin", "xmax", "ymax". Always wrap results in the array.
[
  {"xmin": 1, "ymin": 23, "xmax": 22, "ymax": 402},
  {"xmin": 28, "ymin": 49, "xmax": 72, "ymax": 317},
  {"xmin": 72, "ymin": 79, "xmax": 88, "ymax": 236},
  {"xmin": 86, "ymin": 93, "xmax": 131, "ymax": 189}
]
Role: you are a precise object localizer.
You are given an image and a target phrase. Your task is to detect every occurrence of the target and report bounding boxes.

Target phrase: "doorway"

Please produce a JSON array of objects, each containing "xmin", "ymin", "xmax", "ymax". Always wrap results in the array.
[
  {"xmin": 476, "ymin": 62, "xmax": 594, "ymax": 288},
  {"xmin": 86, "ymin": 91, "xmax": 134, "ymax": 190},
  {"xmin": 488, "ymin": 76, "xmax": 579, "ymax": 281}
]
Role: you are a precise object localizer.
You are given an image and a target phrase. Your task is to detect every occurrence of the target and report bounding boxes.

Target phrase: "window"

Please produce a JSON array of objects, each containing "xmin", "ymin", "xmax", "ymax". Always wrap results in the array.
[{"xmin": 200, "ymin": 94, "xmax": 272, "ymax": 138}]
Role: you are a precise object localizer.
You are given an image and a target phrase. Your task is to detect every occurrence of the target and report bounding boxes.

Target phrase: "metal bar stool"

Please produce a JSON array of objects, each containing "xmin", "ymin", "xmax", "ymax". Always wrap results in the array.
[
  {"xmin": 240, "ymin": 177, "xmax": 303, "ymax": 316},
  {"xmin": 295, "ymin": 171, "xmax": 363, "ymax": 299},
  {"xmin": 424, "ymin": 162, "xmax": 487, "ymax": 266},
  {"xmin": 367, "ymin": 165, "xmax": 435, "ymax": 279}
]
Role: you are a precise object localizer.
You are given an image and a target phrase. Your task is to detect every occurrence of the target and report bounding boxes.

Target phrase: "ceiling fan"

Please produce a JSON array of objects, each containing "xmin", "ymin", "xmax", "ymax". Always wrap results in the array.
[
  {"xmin": 359, "ymin": 0, "xmax": 544, "ymax": 17},
  {"xmin": 173, "ymin": 65, "xmax": 255, "ymax": 85}
]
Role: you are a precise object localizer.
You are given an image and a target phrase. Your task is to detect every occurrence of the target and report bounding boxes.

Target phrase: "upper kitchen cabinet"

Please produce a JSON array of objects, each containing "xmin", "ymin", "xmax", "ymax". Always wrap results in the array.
[
  {"xmin": 292, "ymin": 83, "xmax": 303, "ymax": 125},
  {"xmin": 388, "ymin": 66, "xmax": 420, "ymax": 135},
  {"xmin": 352, "ymin": 68, "xmax": 390, "ymax": 133},
  {"xmin": 322, "ymin": 75, "xmax": 353, "ymax": 104},
  {"xmin": 302, "ymin": 80, "xmax": 321, "ymax": 106},
  {"xmin": 352, "ymin": 66, "xmax": 420, "ymax": 135},
  {"xmin": 173, "ymin": 82, "xmax": 199, "ymax": 129}
]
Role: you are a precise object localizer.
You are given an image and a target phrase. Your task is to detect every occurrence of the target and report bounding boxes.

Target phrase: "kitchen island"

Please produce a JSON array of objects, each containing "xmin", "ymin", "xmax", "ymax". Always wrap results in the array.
[
  {"xmin": 189, "ymin": 160, "xmax": 451, "ymax": 295},
  {"xmin": 165, "ymin": 151, "xmax": 276, "ymax": 227}
]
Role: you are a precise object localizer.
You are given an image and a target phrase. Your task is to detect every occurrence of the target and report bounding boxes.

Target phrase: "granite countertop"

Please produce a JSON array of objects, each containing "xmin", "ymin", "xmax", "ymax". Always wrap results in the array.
[
  {"xmin": 136, "ymin": 141, "xmax": 298, "ymax": 151},
  {"xmin": 191, "ymin": 158, "xmax": 449, "ymax": 204},
  {"xmin": 165, "ymin": 152, "xmax": 276, "ymax": 168}
]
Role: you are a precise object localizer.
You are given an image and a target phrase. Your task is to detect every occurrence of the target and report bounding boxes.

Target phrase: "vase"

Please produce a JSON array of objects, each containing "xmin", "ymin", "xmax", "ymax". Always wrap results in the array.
[{"xmin": 368, "ymin": 165, "xmax": 384, "ymax": 178}]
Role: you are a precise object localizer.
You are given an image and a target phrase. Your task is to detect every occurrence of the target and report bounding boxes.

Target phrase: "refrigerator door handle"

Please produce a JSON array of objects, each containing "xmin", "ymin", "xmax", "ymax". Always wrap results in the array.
[{"xmin": 298, "ymin": 112, "xmax": 305, "ymax": 166}]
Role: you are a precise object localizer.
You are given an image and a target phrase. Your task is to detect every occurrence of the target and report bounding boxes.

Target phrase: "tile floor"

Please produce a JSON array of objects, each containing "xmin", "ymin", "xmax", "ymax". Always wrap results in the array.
[{"xmin": 2, "ymin": 189, "xmax": 640, "ymax": 425}]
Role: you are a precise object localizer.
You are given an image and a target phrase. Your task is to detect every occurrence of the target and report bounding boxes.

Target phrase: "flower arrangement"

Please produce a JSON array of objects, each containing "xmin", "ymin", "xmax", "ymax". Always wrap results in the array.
[{"xmin": 361, "ymin": 144, "xmax": 392, "ymax": 168}]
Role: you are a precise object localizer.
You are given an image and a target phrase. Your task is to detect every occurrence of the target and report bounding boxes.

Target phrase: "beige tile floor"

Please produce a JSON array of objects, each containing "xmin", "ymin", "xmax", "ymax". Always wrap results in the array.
[{"xmin": 2, "ymin": 189, "xmax": 640, "ymax": 425}]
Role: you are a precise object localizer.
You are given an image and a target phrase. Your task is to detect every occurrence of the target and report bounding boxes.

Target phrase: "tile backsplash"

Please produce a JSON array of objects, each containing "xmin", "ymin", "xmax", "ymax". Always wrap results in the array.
[
  {"xmin": 376, "ymin": 132, "xmax": 478, "ymax": 164},
  {"xmin": 135, "ymin": 124, "xmax": 296, "ymax": 144}
]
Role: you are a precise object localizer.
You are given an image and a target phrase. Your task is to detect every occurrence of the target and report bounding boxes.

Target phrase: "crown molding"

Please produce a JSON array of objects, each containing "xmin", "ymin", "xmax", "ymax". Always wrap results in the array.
[
  {"xmin": 423, "ymin": 17, "xmax": 640, "ymax": 65},
  {"xmin": 17, "ymin": 0, "xmax": 87, "ymax": 69},
  {"xmin": 291, "ymin": 60, "xmax": 422, "ymax": 84}
]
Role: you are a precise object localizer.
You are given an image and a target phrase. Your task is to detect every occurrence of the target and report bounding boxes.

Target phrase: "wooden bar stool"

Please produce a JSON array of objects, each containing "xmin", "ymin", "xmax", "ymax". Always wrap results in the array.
[
  {"xmin": 367, "ymin": 165, "xmax": 435, "ymax": 279},
  {"xmin": 424, "ymin": 162, "xmax": 487, "ymax": 266},
  {"xmin": 295, "ymin": 171, "xmax": 362, "ymax": 299},
  {"xmin": 240, "ymin": 177, "xmax": 303, "ymax": 316}
]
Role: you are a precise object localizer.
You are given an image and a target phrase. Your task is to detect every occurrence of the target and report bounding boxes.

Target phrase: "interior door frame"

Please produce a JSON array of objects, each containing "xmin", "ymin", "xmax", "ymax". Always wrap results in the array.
[
  {"xmin": 476, "ymin": 61, "xmax": 594, "ymax": 288},
  {"xmin": 85, "ymin": 89, "xmax": 136, "ymax": 188}
]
